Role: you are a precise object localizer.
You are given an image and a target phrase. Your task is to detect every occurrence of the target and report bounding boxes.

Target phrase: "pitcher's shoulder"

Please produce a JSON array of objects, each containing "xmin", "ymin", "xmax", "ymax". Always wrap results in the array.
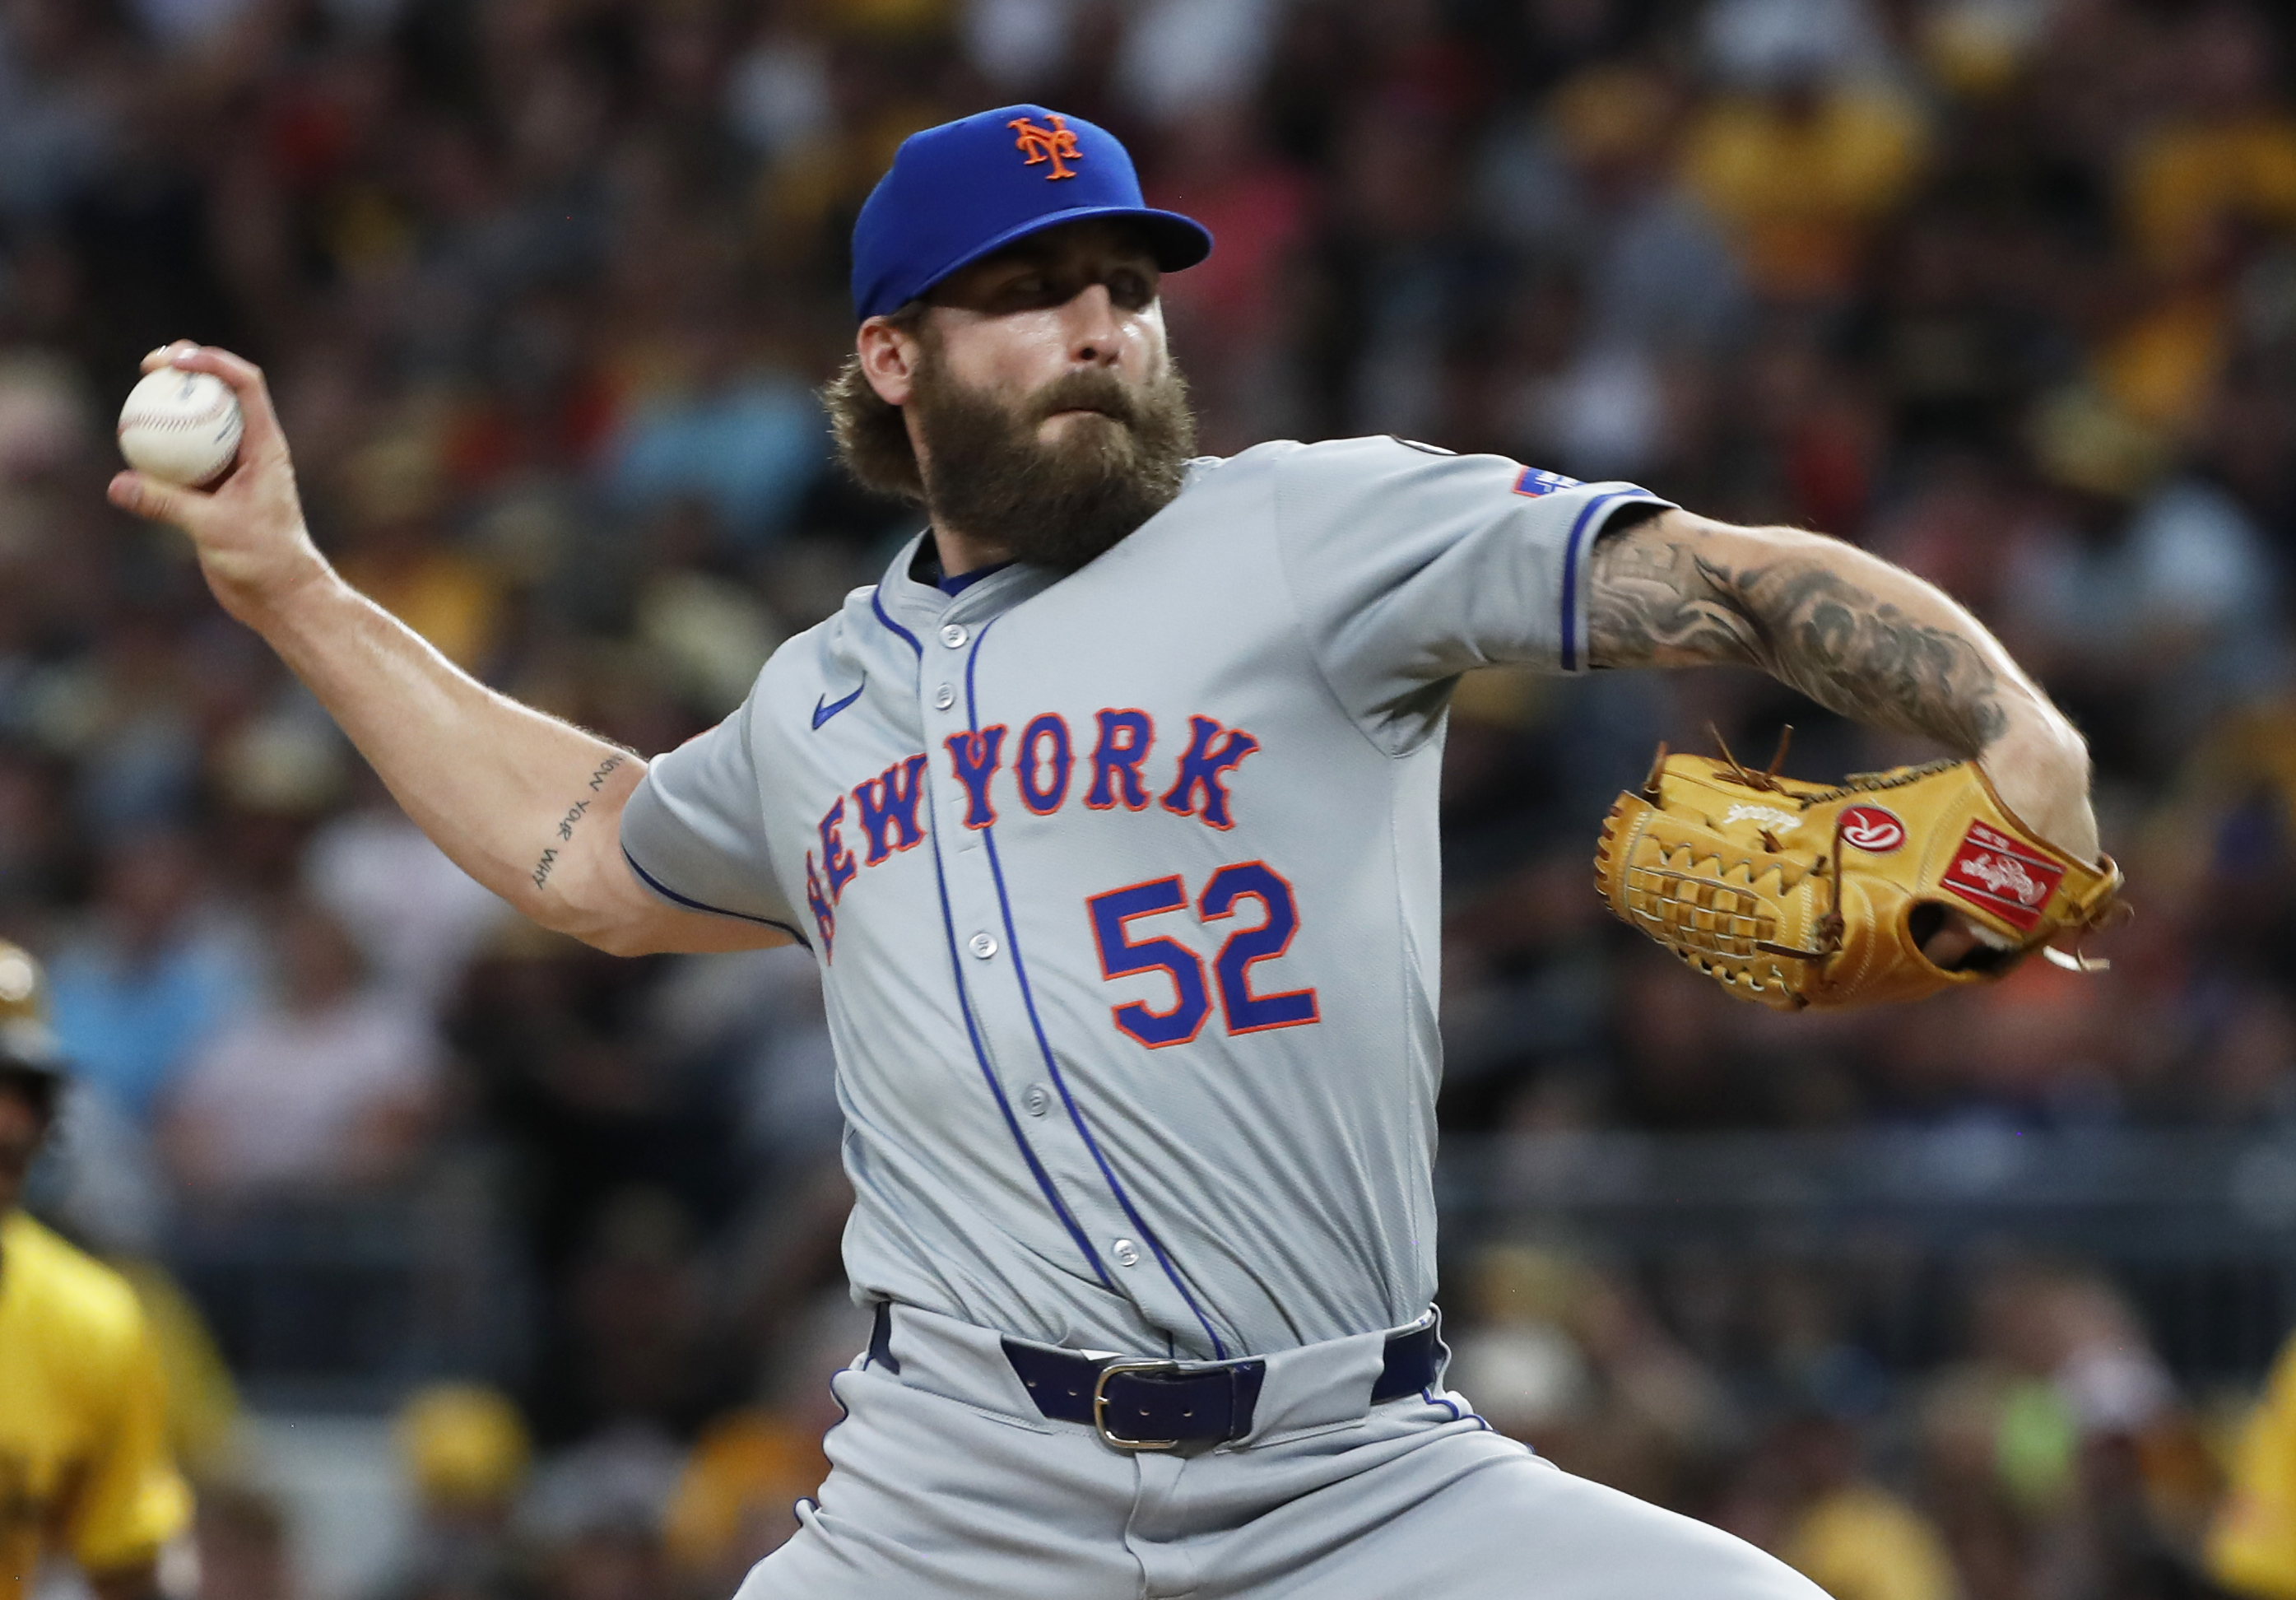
[
  {"xmin": 1163, "ymin": 440, "xmax": 1351, "ymax": 506},
  {"xmin": 745, "ymin": 597, "xmax": 871, "ymax": 694},
  {"xmin": 1191, "ymin": 435, "xmax": 1499, "ymax": 485}
]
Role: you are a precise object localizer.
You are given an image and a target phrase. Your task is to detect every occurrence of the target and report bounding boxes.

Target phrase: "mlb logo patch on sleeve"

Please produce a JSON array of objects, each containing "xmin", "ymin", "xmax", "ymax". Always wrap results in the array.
[
  {"xmin": 1941, "ymin": 820, "xmax": 2066, "ymax": 932},
  {"xmin": 1513, "ymin": 467, "xmax": 1583, "ymax": 497}
]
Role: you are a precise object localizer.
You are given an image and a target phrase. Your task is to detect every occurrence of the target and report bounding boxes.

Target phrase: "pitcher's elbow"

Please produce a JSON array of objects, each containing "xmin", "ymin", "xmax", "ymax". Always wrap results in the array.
[
  {"xmin": 572, "ymin": 914, "xmax": 663, "ymax": 959},
  {"xmin": 509, "ymin": 890, "xmax": 661, "ymax": 958}
]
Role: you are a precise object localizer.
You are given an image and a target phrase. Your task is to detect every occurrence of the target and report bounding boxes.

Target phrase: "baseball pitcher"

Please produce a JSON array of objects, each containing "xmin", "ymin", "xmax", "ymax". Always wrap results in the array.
[{"xmin": 111, "ymin": 105, "xmax": 2105, "ymax": 1599}]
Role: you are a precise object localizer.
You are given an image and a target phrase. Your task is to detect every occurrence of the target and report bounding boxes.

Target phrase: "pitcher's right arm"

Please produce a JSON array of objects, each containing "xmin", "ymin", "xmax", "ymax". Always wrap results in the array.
[{"xmin": 108, "ymin": 343, "xmax": 788, "ymax": 958}]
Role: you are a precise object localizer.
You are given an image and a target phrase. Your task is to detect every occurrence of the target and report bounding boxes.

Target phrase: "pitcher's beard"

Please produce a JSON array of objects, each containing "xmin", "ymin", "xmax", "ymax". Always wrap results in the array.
[{"xmin": 909, "ymin": 355, "xmax": 1197, "ymax": 574}]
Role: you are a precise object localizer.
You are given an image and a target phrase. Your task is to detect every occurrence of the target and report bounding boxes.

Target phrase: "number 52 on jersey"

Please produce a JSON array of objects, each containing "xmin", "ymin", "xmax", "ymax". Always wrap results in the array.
[{"xmin": 1086, "ymin": 861, "xmax": 1318, "ymax": 1049}]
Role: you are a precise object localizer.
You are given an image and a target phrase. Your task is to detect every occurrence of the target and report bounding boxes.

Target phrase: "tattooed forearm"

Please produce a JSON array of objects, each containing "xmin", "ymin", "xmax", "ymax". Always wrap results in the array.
[
  {"xmin": 583, "ymin": 754, "xmax": 627, "ymax": 793},
  {"xmin": 1587, "ymin": 520, "xmax": 2010, "ymax": 755},
  {"xmin": 1739, "ymin": 565, "xmax": 2009, "ymax": 751},
  {"xmin": 531, "ymin": 754, "xmax": 626, "ymax": 890}
]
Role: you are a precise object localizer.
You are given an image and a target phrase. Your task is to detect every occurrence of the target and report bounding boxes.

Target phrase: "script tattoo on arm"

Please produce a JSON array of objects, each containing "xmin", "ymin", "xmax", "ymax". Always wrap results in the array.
[
  {"xmin": 1586, "ymin": 519, "xmax": 2010, "ymax": 755},
  {"xmin": 532, "ymin": 753, "xmax": 627, "ymax": 891}
]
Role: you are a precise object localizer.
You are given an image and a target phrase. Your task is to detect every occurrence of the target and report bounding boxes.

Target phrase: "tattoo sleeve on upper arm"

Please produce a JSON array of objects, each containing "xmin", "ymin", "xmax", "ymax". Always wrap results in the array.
[
  {"xmin": 1584, "ymin": 531, "xmax": 1765, "ymax": 669},
  {"xmin": 1587, "ymin": 522, "xmax": 2010, "ymax": 755}
]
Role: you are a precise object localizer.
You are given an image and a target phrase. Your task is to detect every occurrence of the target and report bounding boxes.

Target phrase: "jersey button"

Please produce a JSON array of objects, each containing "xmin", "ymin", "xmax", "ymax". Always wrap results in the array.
[
  {"xmin": 934, "ymin": 683, "xmax": 956, "ymax": 709},
  {"xmin": 969, "ymin": 932, "xmax": 998, "ymax": 959},
  {"xmin": 1021, "ymin": 1084, "xmax": 1051, "ymax": 1117},
  {"xmin": 1111, "ymin": 1240, "xmax": 1141, "ymax": 1268},
  {"xmin": 941, "ymin": 624, "xmax": 969, "ymax": 649}
]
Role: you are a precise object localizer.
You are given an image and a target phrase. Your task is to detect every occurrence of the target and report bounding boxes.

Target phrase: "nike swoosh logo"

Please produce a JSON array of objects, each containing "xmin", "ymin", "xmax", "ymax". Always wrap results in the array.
[{"xmin": 812, "ymin": 681, "xmax": 865, "ymax": 729}]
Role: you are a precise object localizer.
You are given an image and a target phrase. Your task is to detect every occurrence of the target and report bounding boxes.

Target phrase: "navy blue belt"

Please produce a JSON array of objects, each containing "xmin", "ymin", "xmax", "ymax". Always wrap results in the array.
[{"xmin": 871, "ymin": 1305, "xmax": 1440, "ymax": 1451}]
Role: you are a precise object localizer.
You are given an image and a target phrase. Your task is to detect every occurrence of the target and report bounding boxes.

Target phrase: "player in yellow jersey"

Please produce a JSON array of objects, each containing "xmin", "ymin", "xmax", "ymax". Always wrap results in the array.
[
  {"xmin": 0, "ymin": 942, "xmax": 192, "ymax": 1599},
  {"xmin": 2212, "ymin": 1333, "xmax": 2296, "ymax": 1600}
]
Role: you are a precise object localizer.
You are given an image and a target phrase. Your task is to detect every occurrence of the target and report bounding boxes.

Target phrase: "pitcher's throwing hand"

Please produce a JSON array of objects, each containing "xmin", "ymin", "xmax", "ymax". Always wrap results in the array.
[{"xmin": 109, "ymin": 342, "xmax": 332, "ymax": 628}]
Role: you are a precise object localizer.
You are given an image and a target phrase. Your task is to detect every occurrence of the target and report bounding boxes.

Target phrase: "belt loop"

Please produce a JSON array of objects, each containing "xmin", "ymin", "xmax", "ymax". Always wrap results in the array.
[
  {"xmin": 1229, "ymin": 1354, "xmax": 1267, "ymax": 1425},
  {"xmin": 1372, "ymin": 1313, "xmax": 1438, "ymax": 1402},
  {"xmin": 867, "ymin": 1301, "xmax": 901, "ymax": 1374}
]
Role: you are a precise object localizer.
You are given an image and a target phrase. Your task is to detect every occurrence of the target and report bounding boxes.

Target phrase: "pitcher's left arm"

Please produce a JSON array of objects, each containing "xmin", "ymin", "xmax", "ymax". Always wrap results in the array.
[{"xmin": 1584, "ymin": 509, "xmax": 2098, "ymax": 864}]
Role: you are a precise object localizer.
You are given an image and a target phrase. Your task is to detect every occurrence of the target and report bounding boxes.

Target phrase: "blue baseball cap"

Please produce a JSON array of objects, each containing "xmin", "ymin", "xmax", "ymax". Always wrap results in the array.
[{"xmin": 850, "ymin": 105, "xmax": 1214, "ymax": 324}]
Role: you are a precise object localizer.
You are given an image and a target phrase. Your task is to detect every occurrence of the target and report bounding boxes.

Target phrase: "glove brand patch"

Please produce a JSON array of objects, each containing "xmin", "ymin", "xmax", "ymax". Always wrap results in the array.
[
  {"xmin": 1838, "ymin": 806, "xmax": 1905, "ymax": 853},
  {"xmin": 1009, "ymin": 114, "xmax": 1081, "ymax": 179},
  {"xmin": 1513, "ymin": 467, "xmax": 1583, "ymax": 498},
  {"xmin": 1942, "ymin": 821, "xmax": 2064, "ymax": 931}
]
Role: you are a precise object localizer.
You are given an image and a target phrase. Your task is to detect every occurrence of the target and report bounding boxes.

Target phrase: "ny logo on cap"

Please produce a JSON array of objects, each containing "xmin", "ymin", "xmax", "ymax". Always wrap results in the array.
[{"xmin": 1009, "ymin": 114, "xmax": 1081, "ymax": 180}]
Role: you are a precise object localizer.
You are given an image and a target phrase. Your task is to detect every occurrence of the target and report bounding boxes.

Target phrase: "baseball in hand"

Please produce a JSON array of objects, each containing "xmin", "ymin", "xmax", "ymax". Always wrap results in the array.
[{"xmin": 117, "ymin": 367, "xmax": 244, "ymax": 486}]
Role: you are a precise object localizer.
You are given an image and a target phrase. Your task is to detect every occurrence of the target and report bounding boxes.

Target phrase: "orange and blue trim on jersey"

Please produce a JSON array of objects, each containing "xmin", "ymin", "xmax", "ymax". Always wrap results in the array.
[
  {"xmin": 1016, "ymin": 714, "xmax": 1075, "ymax": 815},
  {"xmin": 620, "ymin": 846, "xmax": 811, "ymax": 948},
  {"xmin": 1558, "ymin": 491, "xmax": 1652, "ymax": 672},
  {"xmin": 1085, "ymin": 709, "xmax": 1155, "ymax": 809},
  {"xmin": 875, "ymin": 589, "xmax": 1117, "ymax": 1291},
  {"xmin": 965, "ymin": 618, "xmax": 1233, "ymax": 1358},
  {"xmin": 870, "ymin": 588, "xmax": 923, "ymax": 653}
]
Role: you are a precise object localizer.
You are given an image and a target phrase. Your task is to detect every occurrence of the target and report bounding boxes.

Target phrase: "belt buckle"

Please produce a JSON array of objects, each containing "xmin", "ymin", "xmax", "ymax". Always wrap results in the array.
[{"xmin": 1092, "ymin": 1359, "xmax": 1183, "ymax": 1451}]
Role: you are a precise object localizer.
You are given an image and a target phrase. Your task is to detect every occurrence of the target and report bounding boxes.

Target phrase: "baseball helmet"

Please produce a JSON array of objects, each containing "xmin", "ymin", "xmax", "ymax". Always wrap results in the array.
[{"xmin": 0, "ymin": 942, "xmax": 66, "ymax": 1118}]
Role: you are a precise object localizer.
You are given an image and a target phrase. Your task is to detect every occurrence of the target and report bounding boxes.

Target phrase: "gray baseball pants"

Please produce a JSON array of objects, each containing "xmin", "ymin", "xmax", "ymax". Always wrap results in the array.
[{"xmin": 730, "ymin": 1303, "xmax": 1825, "ymax": 1600}]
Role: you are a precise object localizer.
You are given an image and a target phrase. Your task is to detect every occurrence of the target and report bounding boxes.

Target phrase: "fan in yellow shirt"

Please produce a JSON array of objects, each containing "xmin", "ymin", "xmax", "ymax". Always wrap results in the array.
[
  {"xmin": 0, "ymin": 942, "xmax": 192, "ymax": 1599},
  {"xmin": 2211, "ymin": 1333, "xmax": 2296, "ymax": 1600}
]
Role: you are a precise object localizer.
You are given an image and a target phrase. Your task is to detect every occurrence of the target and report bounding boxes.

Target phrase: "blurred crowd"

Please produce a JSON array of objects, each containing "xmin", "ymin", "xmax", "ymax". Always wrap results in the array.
[{"xmin": 8, "ymin": 0, "xmax": 2296, "ymax": 1596}]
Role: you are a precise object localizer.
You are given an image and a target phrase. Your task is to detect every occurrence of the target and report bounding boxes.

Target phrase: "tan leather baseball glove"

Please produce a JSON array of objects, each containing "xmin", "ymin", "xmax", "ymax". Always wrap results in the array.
[{"xmin": 1593, "ymin": 737, "xmax": 2124, "ymax": 1011}]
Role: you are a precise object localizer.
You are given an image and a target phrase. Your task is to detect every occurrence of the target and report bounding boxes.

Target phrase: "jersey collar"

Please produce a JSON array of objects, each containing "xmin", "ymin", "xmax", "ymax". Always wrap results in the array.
[
  {"xmin": 877, "ymin": 527, "xmax": 1063, "ymax": 631},
  {"xmin": 871, "ymin": 460, "xmax": 1224, "ymax": 630}
]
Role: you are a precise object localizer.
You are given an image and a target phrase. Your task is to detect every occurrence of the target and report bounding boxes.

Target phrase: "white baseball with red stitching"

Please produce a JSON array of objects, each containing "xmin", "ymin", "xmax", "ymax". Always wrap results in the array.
[{"xmin": 117, "ymin": 368, "xmax": 244, "ymax": 486}]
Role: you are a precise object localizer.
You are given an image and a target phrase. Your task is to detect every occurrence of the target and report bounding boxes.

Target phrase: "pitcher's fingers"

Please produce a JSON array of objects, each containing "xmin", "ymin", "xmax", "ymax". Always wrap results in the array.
[
  {"xmin": 161, "ymin": 345, "xmax": 287, "ymax": 458},
  {"xmin": 139, "ymin": 341, "xmax": 200, "ymax": 375},
  {"xmin": 109, "ymin": 470, "xmax": 209, "ymax": 530}
]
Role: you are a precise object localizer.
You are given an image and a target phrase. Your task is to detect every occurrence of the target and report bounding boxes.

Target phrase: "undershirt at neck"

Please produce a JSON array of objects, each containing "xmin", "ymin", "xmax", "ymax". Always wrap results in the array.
[
  {"xmin": 911, "ymin": 530, "xmax": 1013, "ymax": 597},
  {"xmin": 937, "ymin": 561, "xmax": 1011, "ymax": 597}
]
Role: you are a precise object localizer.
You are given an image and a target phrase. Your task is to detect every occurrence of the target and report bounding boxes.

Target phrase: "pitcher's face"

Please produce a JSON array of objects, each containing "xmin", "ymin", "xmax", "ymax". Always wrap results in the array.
[{"xmin": 859, "ymin": 220, "xmax": 1197, "ymax": 570}]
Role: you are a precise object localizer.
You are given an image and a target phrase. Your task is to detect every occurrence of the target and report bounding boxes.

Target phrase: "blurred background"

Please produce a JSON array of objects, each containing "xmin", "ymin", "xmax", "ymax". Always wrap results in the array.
[{"xmin": 7, "ymin": 0, "xmax": 2296, "ymax": 1596}]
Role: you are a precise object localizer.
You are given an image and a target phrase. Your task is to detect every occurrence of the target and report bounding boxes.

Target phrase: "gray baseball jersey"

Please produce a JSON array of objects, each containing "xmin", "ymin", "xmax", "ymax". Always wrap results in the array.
[{"xmin": 620, "ymin": 435, "xmax": 1670, "ymax": 1361}]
